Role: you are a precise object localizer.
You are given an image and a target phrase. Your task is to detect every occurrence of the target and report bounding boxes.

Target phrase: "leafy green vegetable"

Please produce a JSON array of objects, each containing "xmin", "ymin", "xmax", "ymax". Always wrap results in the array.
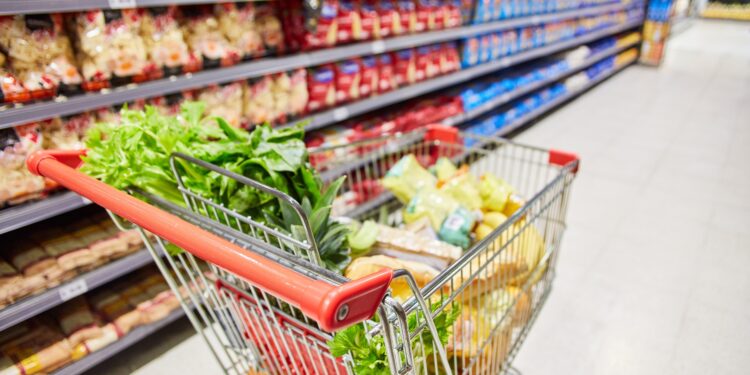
[
  {"xmin": 347, "ymin": 220, "xmax": 379, "ymax": 256},
  {"xmin": 81, "ymin": 102, "xmax": 350, "ymax": 272},
  {"xmin": 328, "ymin": 299, "xmax": 460, "ymax": 374}
]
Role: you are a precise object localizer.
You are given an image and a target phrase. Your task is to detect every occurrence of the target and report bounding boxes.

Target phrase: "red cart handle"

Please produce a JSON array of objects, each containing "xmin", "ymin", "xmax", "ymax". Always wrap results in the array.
[{"xmin": 27, "ymin": 150, "xmax": 392, "ymax": 332}]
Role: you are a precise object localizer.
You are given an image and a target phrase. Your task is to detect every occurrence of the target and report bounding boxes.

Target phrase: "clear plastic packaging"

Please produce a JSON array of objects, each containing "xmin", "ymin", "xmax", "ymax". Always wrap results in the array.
[
  {"xmin": 180, "ymin": 5, "xmax": 240, "ymax": 70},
  {"xmin": 198, "ymin": 82, "xmax": 244, "ymax": 127},
  {"xmin": 216, "ymin": 2, "xmax": 265, "ymax": 60},
  {"xmin": 140, "ymin": 6, "xmax": 192, "ymax": 77}
]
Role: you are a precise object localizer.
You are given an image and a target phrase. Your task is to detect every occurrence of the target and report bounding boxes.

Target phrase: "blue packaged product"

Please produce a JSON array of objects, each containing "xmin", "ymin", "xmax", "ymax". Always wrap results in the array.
[
  {"xmin": 501, "ymin": 0, "xmax": 512, "ymax": 18},
  {"xmin": 473, "ymin": 0, "xmax": 492, "ymax": 24},
  {"xmin": 481, "ymin": 35, "xmax": 493, "ymax": 63},
  {"xmin": 492, "ymin": 112, "xmax": 506, "ymax": 129},
  {"xmin": 461, "ymin": 89, "xmax": 483, "ymax": 111},
  {"xmin": 492, "ymin": 0, "xmax": 503, "ymax": 20},
  {"xmin": 461, "ymin": 37, "xmax": 480, "ymax": 67},
  {"xmin": 491, "ymin": 32, "xmax": 502, "ymax": 60}
]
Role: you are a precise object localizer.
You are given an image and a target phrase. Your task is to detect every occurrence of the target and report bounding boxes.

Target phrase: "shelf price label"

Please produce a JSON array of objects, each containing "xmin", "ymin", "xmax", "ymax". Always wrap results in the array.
[
  {"xmin": 108, "ymin": 0, "xmax": 137, "ymax": 9},
  {"xmin": 371, "ymin": 41, "xmax": 386, "ymax": 54},
  {"xmin": 59, "ymin": 279, "xmax": 88, "ymax": 301}
]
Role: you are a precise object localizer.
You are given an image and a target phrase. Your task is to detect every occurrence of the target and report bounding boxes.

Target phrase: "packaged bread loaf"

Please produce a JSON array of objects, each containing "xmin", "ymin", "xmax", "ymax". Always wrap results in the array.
[
  {"xmin": 1, "ymin": 124, "xmax": 46, "ymax": 206},
  {"xmin": 345, "ymin": 255, "xmax": 438, "ymax": 301},
  {"xmin": 0, "ymin": 259, "xmax": 23, "ymax": 306},
  {"xmin": 37, "ymin": 227, "xmax": 96, "ymax": 273},
  {"xmin": 6, "ymin": 240, "xmax": 61, "ymax": 281},
  {"xmin": 70, "ymin": 321, "xmax": 118, "ymax": 360},
  {"xmin": 55, "ymin": 297, "xmax": 102, "ymax": 347},
  {"xmin": 0, "ymin": 322, "xmax": 73, "ymax": 375},
  {"xmin": 89, "ymin": 289, "xmax": 141, "ymax": 335}
]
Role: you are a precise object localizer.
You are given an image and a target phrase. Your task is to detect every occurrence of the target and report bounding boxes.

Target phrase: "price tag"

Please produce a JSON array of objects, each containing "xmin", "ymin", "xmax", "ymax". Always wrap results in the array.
[
  {"xmin": 108, "ymin": 0, "xmax": 136, "ymax": 8},
  {"xmin": 371, "ymin": 40, "xmax": 386, "ymax": 54},
  {"xmin": 59, "ymin": 279, "xmax": 88, "ymax": 301},
  {"xmin": 333, "ymin": 107, "xmax": 349, "ymax": 121}
]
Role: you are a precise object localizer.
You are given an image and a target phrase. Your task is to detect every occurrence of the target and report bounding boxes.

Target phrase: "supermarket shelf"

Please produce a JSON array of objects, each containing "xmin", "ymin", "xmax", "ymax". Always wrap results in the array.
[
  {"xmin": 294, "ymin": 17, "xmax": 643, "ymax": 132},
  {"xmin": 443, "ymin": 39, "xmax": 640, "ymax": 126},
  {"xmin": 0, "ymin": 249, "xmax": 155, "ymax": 332},
  {"xmin": 494, "ymin": 60, "xmax": 635, "ymax": 137},
  {"xmin": 0, "ymin": 191, "xmax": 91, "ymax": 235},
  {"xmin": 0, "ymin": 0, "xmax": 253, "ymax": 15},
  {"xmin": 54, "ymin": 307, "xmax": 185, "ymax": 375},
  {"xmin": 0, "ymin": 2, "xmax": 636, "ymax": 129}
]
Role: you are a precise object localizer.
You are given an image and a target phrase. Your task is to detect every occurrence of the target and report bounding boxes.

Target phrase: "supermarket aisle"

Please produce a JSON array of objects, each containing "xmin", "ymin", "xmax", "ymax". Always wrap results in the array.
[
  {"xmin": 90, "ymin": 20, "xmax": 750, "ymax": 375},
  {"xmin": 512, "ymin": 20, "xmax": 750, "ymax": 374}
]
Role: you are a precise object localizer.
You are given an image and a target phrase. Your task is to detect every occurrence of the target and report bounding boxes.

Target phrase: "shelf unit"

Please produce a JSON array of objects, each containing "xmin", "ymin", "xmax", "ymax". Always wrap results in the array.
[
  {"xmin": 0, "ymin": 1, "xmax": 634, "ymax": 129},
  {"xmin": 54, "ymin": 308, "xmax": 185, "ymax": 375},
  {"xmin": 0, "ymin": 249, "xmax": 155, "ymax": 332},
  {"xmin": 0, "ymin": 0, "xmax": 222, "ymax": 15},
  {"xmin": 295, "ymin": 18, "xmax": 643, "ymax": 132},
  {"xmin": 0, "ymin": 192, "xmax": 91, "ymax": 235}
]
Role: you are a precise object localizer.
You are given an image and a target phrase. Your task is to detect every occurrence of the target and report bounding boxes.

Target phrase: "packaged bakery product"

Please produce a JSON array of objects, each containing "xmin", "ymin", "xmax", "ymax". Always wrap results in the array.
[
  {"xmin": 334, "ymin": 59, "xmax": 361, "ymax": 104},
  {"xmin": 141, "ymin": 6, "xmax": 191, "ymax": 77},
  {"xmin": 358, "ymin": 56, "xmax": 378, "ymax": 98},
  {"xmin": 0, "ymin": 259, "xmax": 23, "ymax": 306},
  {"xmin": 376, "ymin": 53, "xmax": 396, "ymax": 93},
  {"xmin": 286, "ymin": 0, "xmax": 338, "ymax": 50},
  {"xmin": 306, "ymin": 64, "xmax": 336, "ymax": 112},
  {"xmin": 255, "ymin": 3, "xmax": 285, "ymax": 54},
  {"xmin": 377, "ymin": 0, "xmax": 401, "ymax": 37},
  {"xmin": 216, "ymin": 2, "xmax": 264, "ymax": 61},
  {"xmin": 40, "ymin": 113, "xmax": 92, "ymax": 151},
  {"xmin": 180, "ymin": 5, "xmax": 240, "ymax": 70},
  {"xmin": 393, "ymin": 49, "xmax": 416, "ymax": 86},
  {"xmin": 243, "ymin": 75, "xmax": 276, "ymax": 126},
  {"xmin": 0, "ymin": 14, "xmax": 82, "ymax": 99},
  {"xmin": 198, "ymin": 82, "xmax": 244, "ymax": 127},
  {"xmin": 345, "ymin": 255, "xmax": 439, "ymax": 301},
  {"xmin": 337, "ymin": 0, "xmax": 362, "ymax": 44},
  {"xmin": 6, "ymin": 239, "xmax": 61, "ymax": 281},
  {"xmin": 288, "ymin": 68, "xmax": 309, "ymax": 118},
  {"xmin": 71, "ymin": 9, "xmax": 149, "ymax": 90},
  {"xmin": 381, "ymin": 154, "xmax": 436, "ymax": 203},
  {"xmin": 368, "ymin": 223, "xmax": 462, "ymax": 269},
  {"xmin": 89, "ymin": 289, "xmax": 141, "ymax": 335},
  {"xmin": 0, "ymin": 51, "xmax": 30, "ymax": 104},
  {"xmin": 0, "ymin": 124, "xmax": 46, "ymax": 206},
  {"xmin": 37, "ymin": 227, "xmax": 95, "ymax": 273},
  {"xmin": 55, "ymin": 297, "xmax": 102, "ymax": 347},
  {"xmin": 70, "ymin": 322, "xmax": 118, "ymax": 359},
  {"xmin": 0, "ymin": 322, "xmax": 73, "ymax": 374},
  {"xmin": 397, "ymin": 0, "xmax": 417, "ymax": 33},
  {"xmin": 415, "ymin": 45, "xmax": 438, "ymax": 81}
]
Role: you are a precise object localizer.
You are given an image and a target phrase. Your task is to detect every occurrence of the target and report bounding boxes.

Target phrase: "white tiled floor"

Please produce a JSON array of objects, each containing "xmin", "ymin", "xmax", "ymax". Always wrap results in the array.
[{"xmin": 89, "ymin": 20, "xmax": 750, "ymax": 374}]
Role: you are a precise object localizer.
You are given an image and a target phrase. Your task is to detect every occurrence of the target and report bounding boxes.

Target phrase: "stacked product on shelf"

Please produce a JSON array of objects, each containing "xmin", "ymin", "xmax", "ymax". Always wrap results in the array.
[
  {"xmin": 0, "ymin": 267, "xmax": 181, "ymax": 375},
  {"xmin": 0, "ymin": 211, "xmax": 143, "ymax": 308},
  {"xmin": 702, "ymin": 0, "xmax": 750, "ymax": 20}
]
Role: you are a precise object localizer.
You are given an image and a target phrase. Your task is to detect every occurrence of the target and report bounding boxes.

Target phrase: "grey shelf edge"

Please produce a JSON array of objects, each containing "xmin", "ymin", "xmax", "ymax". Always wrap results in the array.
[
  {"xmin": 493, "ymin": 60, "xmax": 634, "ymax": 138},
  {"xmin": 0, "ymin": 1, "xmax": 635, "ymax": 129},
  {"xmin": 54, "ymin": 308, "xmax": 185, "ymax": 375},
  {"xmin": 442, "ymin": 38, "xmax": 640, "ymax": 126},
  {"xmin": 0, "ymin": 191, "xmax": 91, "ymax": 235},
  {"xmin": 295, "ymin": 17, "xmax": 644, "ymax": 132},
  {"xmin": 0, "ymin": 249, "xmax": 155, "ymax": 332}
]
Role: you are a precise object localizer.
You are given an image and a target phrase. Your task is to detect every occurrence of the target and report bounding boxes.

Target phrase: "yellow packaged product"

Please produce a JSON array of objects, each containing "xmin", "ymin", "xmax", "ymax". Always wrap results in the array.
[
  {"xmin": 439, "ymin": 171, "xmax": 482, "ymax": 210},
  {"xmin": 478, "ymin": 174, "xmax": 514, "ymax": 211},
  {"xmin": 402, "ymin": 186, "xmax": 458, "ymax": 230},
  {"xmin": 381, "ymin": 154, "xmax": 436, "ymax": 203}
]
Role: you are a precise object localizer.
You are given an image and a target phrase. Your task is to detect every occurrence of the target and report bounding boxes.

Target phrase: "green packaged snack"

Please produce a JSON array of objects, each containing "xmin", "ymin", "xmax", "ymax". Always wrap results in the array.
[{"xmin": 438, "ymin": 207, "xmax": 476, "ymax": 249}]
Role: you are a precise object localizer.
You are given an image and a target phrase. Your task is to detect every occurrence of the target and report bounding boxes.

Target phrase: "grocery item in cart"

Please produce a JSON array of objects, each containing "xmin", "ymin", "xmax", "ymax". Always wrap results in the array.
[
  {"xmin": 0, "ymin": 14, "xmax": 82, "ymax": 99},
  {"xmin": 345, "ymin": 255, "xmax": 439, "ymax": 300},
  {"xmin": 180, "ymin": 5, "xmax": 240, "ymax": 70},
  {"xmin": 71, "ymin": 9, "xmax": 149, "ymax": 90},
  {"xmin": 140, "ymin": 6, "xmax": 191, "ymax": 76}
]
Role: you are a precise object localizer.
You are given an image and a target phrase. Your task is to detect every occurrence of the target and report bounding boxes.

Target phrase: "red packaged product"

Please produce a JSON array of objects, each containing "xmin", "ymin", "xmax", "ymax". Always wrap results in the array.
[
  {"xmin": 441, "ymin": 42, "xmax": 460, "ymax": 73},
  {"xmin": 414, "ymin": 0, "xmax": 434, "ymax": 31},
  {"xmin": 359, "ymin": 56, "xmax": 378, "ymax": 98},
  {"xmin": 377, "ymin": 0, "xmax": 401, "ymax": 37},
  {"xmin": 397, "ymin": 0, "xmax": 417, "ymax": 34},
  {"xmin": 429, "ymin": 45, "xmax": 443, "ymax": 77},
  {"xmin": 444, "ymin": 0, "xmax": 463, "ymax": 28},
  {"xmin": 376, "ymin": 54, "xmax": 396, "ymax": 93},
  {"xmin": 0, "ymin": 53, "xmax": 30, "ymax": 104},
  {"xmin": 304, "ymin": 0, "xmax": 339, "ymax": 49},
  {"xmin": 358, "ymin": 0, "xmax": 380, "ymax": 40},
  {"xmin": 393, "ymin": 49, "xmax": 416, "ymax": 86},
  {"xmin": 415, "ymin": 46, "xmax": 435, "ymax": 81},
  {"xmin": 337, "ymin": 0, "xmax": 362, "ymax": 44},
  {"xmin": 307, "ymin": 65, "xmax": 336, "ymax": 112},
  {"xmin": 335, "ymin": 59, "xmax": 361, "ymax": 104}
]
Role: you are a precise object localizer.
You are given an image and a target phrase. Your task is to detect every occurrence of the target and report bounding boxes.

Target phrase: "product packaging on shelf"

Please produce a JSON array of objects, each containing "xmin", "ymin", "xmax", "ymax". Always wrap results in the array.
[
  {"xmin": 282, "ymin": 0, "xmax": 338, "ymax": 50},
  {"xmin": 377, "ymin": 0, "xmax": 402, "ymax": 37},
  {"xmin": 336, "ymin": 0, "xmax": 362, "ymax": 44},
  {"xmin": 198, "ymin": 81, "xmax": 244, "ymax": 127},
  {"xmin": 244, "ymin": 75, "xmax": 276, "ymax": 126},
  {"xmin": 140, "ymin": 6, "xmax": 192, "ymax": 77},
  {"xmin": 359, "ymin": 0, "xmax": 381, "ymax": 40},
  {"xmin": 307, "ymin": 64, "xmax": 336, "ymax": 112},
  {"xmin": 255, "ymin": 3, "xmax": 286, "ymax": 54},
  {"xmin": 359, "ymin": 56, "xmax": 379, "ymax": 98},
  {"xmin": 0, "ymin": 124, "xmax": 46, "ymax": 207},
  {"xmin": 0, "ymin": 14, "xmax": 82, "ymax": 101},
  {"xmin": 377, "ymin": 53, "xmax": 397, "ymax": 93},
  {"xmin": 397, "ymin": 0, "xmax": 418, "ymax": 33},
  {"xmin": 71, "ymin": 9, "xmax": 149, "ymax": 91},
  {"xmin": 335, "ymin": 59, "xmax": 361, "ymax": 104},
  {"xmin": 393, "ymin": 48, "xmax": 416, "ymax": 86},
  {"xmin": 180, "ymin": 5, "xmax": 240, "ymax": 70},
  {"xmin": 216, "ymin": 2, "xmax": 265, "ymax": 61}
]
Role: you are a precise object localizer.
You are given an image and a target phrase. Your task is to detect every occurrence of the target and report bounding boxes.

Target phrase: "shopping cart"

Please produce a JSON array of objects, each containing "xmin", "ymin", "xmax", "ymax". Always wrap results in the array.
[{"xmin": 27, "ymin": 125, "xmax": 578, "ymax": 375}]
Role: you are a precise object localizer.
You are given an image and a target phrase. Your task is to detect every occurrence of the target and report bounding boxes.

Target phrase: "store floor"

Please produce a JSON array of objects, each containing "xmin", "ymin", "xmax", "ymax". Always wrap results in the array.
[{"xmin": 91, "ymin": 20, "xmax": 750, "ymax": 375}]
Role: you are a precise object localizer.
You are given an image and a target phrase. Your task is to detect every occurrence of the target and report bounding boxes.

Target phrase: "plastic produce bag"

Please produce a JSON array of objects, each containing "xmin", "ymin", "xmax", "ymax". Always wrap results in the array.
[{"xmin": 382, "ymin": 154, "xmax": 437, "ymax": 203}]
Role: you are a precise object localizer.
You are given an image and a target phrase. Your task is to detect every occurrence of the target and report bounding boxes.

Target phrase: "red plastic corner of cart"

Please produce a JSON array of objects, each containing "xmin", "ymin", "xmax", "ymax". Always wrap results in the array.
[
  {"xmin": 425, "ymin": 124, "xmax": 460, "ymax": 144},
  {"xmin": 319, "ymin": 269, "xmax": 393, "ymax": 332},
  {"xmin": 548, "ymin": 149, "xmax": 580, "ymax": 173},
  {"xmin": 27, "ymin": 149, "xmax": 86, "ymax": 175}
]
